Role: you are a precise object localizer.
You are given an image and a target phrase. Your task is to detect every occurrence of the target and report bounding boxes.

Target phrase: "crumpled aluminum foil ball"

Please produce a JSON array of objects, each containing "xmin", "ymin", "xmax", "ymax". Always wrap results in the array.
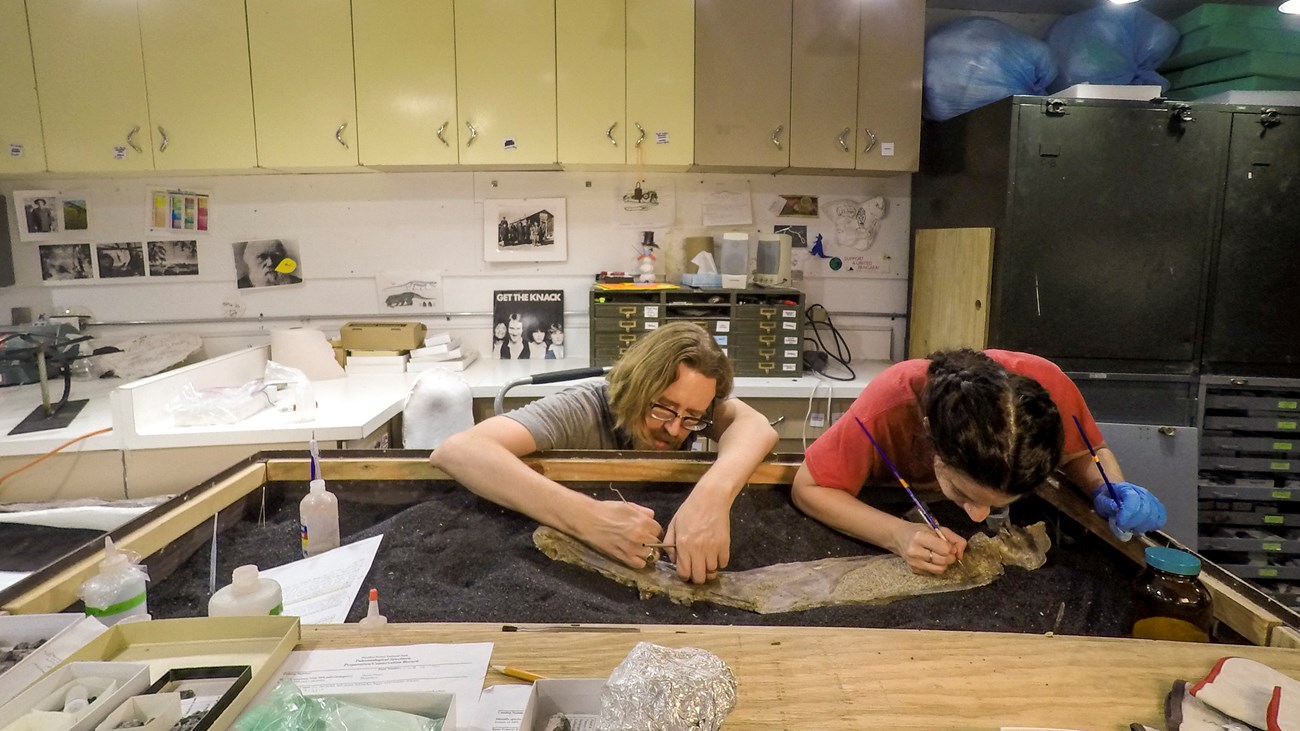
[{"xmin": 597, "ymin": 642, "xmax": 737, "ymax": 731}]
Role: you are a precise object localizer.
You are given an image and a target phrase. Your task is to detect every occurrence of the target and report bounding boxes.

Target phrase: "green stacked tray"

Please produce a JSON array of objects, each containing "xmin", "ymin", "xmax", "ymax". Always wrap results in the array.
[
  {"xmin": 1166, "ymin": 51, "xmax": 1300, "ymax": 89},
  {"xmin": 1172, "ymin": 3, "xmax": 1300, "ymax": 35},
  {"xmin": 1163, "ymin": 24, "xmax": 1300, "ymax": 71}
]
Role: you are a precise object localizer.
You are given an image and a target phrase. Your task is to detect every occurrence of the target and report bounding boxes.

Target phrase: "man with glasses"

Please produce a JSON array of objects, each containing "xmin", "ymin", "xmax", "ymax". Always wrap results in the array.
[{"xmin": 430, "ymin": 322, "xmax": 778, "ymax": 584}]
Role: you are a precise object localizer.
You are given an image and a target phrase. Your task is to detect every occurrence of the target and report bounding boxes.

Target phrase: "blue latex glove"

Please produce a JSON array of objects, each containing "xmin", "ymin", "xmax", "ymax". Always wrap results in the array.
[{"xmin": 1092, "ymin": 482, "xmax": 1167, "ymax": 538}]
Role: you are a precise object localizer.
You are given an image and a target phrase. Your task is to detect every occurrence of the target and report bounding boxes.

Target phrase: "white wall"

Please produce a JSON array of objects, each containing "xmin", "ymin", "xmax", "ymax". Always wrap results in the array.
[{"xmin": 0, "ymin": 170, "xmax": 912, "ymax": 365}]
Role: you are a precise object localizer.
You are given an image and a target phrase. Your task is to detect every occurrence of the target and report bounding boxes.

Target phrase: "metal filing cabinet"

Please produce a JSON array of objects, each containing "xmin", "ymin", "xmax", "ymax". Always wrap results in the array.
[
  {"xmin": 589, "ymin": 286, "xmax": 803, "ymax": 377},
  {"xmin": 1197, "ymin": 375, "xmax": 1300, "ymax": 609}
]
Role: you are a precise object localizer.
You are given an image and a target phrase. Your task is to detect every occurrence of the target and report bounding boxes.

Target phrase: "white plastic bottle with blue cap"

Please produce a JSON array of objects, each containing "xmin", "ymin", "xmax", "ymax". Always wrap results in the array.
[
  {"xmin": 1130, "ymin": 546, "xmax": 1214, "ymax": 642},
  {"xmin": 300, "ymin": 478, "xmax": 340, "ymax": 557},
  {"xmin": 78, "ymin": 537, "xmax": 149, "ymax": 625}
]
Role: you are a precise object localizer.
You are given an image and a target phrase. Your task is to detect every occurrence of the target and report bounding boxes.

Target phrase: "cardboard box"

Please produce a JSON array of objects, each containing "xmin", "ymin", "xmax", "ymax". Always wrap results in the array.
[
  {"xmin": 0, "ymin": 661, "xmax": 151, "ymax": 731},
  {"xmin": 144, "ymin": 666, "xmax": 251, "ymax": 731},
  {"xmin": 93, "ymin": 692, "xmax": 181, "ymax": 731},
  {"xmin": 339, "ymin": 322, "xmax": 426, "ymax": 352},
  {"xmin": 519, "ymin": 678, "xmax": 606, "ymax": 731},
  {"xmin": 0, "ymin": 615, "xmax": 109, "ymax": 707},
  {"xmin": 58, "ymin": 616, "xmax": 299, "ymax": 731}
]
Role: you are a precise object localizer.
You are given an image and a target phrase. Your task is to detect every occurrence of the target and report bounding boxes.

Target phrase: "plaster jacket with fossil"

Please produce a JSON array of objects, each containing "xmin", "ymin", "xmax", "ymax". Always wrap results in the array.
[{"xmin": 534, "ymin": 522, "xmax": 1052, "ymax": 614}]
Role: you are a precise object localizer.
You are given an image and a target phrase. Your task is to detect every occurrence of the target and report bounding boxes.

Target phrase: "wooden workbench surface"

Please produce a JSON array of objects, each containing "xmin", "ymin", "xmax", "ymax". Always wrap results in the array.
[{"xmin": 302, "ymin": 622, "xmax": 1300, "ymax": 730}]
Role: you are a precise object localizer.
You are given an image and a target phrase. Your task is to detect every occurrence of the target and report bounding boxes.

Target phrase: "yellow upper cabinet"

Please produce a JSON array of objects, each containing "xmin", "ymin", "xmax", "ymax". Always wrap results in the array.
[
  {"xmin": 557, "ymin": 0, "xmax": 625, "ymax": 166},
  {"xmin": 857, "ymin": 0, "xmax": 924, "ymax": 173},
  {"xmin": 790, "ymin": 0, "xmax": 860, "ymax": 171},
  {"xmin": 138, "ymin": 0, "xmax": 257, "ymax": 172},
  {"xmin": 0, "ymin": 0, "xmax": 45, "ymax": 174},
  {"xmin": 248, "ymin": 0, "xmax": 358, "ymax": 170},
  {"xmin": 28, "ymin": 0, "xmax": 154, "ymax": 173},
  {"xmin": 626, "ymin": 0, "xmax": 693, "ymax": 167},
  {"xmin": 558, "ymin": 0, "xmax": 694, "ymax": 168},
  {"xmin": 455, "ymin": 0, "xmax": 557, "ymax": 166},
  {"xmin": 354, "ymin": 0, "xmax": 459, "ymax": 167},
  {"xmin": 694, "ymin": 0, "xmax": 792, "ymax": 172}
]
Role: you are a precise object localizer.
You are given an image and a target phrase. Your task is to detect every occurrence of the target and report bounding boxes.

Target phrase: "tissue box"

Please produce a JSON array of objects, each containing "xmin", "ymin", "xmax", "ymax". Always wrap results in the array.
[
  {"xmin": 519, "ymin": 678, "xmax": 605, "ymax": 731},
  {"xmin": 0, "ymin": 661, "xmax": 151, "ymax": 731},
  {"xmin": 680, "ymin": 273, "xmax": 723, "ymax": 289}
]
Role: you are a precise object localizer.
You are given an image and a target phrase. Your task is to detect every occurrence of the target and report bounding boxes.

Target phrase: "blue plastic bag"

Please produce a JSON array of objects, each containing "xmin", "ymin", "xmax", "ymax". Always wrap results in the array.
[
  {"xmin": 923, "ymin": 17, "xmax": 1058, "ymax": 122},
  {"xmin": 1046, "ymin": 6, "xmax": 1179, "ymax": 93}
]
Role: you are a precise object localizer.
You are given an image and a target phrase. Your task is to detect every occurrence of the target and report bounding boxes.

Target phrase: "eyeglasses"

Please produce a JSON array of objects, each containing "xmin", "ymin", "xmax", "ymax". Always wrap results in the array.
[{"xmin": 648, "ymin": 402, "xmax": 712, "ymax": 432}]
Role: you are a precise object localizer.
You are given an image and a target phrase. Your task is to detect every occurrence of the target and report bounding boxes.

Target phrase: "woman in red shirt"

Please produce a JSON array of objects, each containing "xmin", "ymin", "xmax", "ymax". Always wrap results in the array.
[{"xmin": 793, "ymin": 348, "xmax": 1166, "ymax": 575}]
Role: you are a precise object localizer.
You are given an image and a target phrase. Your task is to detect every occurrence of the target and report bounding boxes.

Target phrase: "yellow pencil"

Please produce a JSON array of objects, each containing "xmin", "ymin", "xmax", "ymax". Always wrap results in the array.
[{"xmin": 492, "ymin": 664, "xmax": 546, "ymax": 683}]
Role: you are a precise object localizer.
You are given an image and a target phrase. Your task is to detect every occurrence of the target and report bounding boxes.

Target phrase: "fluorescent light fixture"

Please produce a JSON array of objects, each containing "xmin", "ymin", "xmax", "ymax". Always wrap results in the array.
[
  {"xmin": 1280, "ymin": 0, "xmax": 1300, "ymax": 14},
  {"xmin": 1108, "ymin": 0, "xmax": 1140, "ymax": 4}
]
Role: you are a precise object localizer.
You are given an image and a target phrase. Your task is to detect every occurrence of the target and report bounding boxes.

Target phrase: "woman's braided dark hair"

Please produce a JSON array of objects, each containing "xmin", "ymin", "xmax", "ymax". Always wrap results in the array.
[{"xmin": 920, "ymin": 349, "xmax": 1063, "ymax": 496}]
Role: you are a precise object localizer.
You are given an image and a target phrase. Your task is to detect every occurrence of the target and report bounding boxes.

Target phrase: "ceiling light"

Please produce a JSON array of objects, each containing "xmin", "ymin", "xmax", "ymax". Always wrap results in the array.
[
  {"xmin": 1108, "ymin": 0, "xmax": 1140, "ymax": 4},
  {"xmin": 1280, "ymin": 0, "xmax": 1300, "ymax": 14}
]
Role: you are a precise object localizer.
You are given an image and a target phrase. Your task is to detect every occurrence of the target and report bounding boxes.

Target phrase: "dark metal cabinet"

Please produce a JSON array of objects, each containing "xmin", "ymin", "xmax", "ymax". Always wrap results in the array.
[
  {"xmin": 913, "ymin": 95, "xmax": 1300, "ymax": 423},
  {"xmin": 915, "ymin": 95, "xmax": 1230, "ymax": 376},
  {"xmin": 1203, "ymin": 108, "xmax": 1300, "ymax": 377}
]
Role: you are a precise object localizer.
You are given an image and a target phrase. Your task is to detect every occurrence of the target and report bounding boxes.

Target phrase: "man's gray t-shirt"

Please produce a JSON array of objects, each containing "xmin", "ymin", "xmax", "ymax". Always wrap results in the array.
[{"xmin": 505, "ymin": 380, "xmax": 632, "ymax": 450}]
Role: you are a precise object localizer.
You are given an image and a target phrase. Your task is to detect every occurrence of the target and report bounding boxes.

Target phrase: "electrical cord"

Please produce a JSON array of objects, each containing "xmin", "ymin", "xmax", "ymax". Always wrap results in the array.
[
  {"xmin": 803, "ymin": 303, "xmax": 856, "ymax": 381},
  {"xmin": 801, "ymin": 379, "xmax": 834, "ymax": 452}
]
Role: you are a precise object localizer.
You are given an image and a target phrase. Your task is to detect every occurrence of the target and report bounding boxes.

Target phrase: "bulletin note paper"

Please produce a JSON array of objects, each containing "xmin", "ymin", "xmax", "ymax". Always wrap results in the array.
[
  {"xmin": 147, "ymin": 187, "xmax": 210, "ymax": 234},
  {"xmin": 258, "ymin": 534, "xmax": 383, "ymax": 624}
]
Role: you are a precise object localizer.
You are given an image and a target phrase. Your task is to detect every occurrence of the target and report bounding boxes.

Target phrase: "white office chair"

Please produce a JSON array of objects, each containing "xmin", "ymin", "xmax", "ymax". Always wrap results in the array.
[{"xmin": 402, "ymin": 369, "xmax": 475, "ymax": 450}]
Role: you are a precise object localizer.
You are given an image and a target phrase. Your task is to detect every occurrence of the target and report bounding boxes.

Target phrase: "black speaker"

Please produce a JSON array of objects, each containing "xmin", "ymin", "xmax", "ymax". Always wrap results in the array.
[{"xmin": 0, "ymin": 196, "xmax": 15, "ymax": 287}]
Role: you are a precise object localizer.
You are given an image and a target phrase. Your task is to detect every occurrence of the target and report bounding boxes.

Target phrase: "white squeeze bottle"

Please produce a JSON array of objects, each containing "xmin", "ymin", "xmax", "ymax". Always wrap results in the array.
[
  {"xmin": 79, "ymin": 537, "xmax": 148, "ymax": 625},
  {"xmin": 209, "ymin": 565, "xmax": 283, "ymax": 616},
  {"xmin": 300, "ymin": 478, "xmax": 340, "ymax": 557}
]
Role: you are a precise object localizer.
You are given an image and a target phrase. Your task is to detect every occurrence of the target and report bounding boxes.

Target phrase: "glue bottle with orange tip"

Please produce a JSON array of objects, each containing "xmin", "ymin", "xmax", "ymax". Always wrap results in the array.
[
  {"xmin": 359, "ymin": 588, "xmax": 387, "ymax": 628},
  {"xmin": 300, "ymin": 478, "xmax": 340, "ymax": 557}
]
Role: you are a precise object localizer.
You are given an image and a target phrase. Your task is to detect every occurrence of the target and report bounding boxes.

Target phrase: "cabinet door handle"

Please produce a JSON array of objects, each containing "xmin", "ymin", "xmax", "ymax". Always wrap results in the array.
[
  {"xmin": 157, "ymin": 126, "xmax": 169, "ymax": 153},
  {"xmin": 770, "ymin": 125, "xmax": 783, "ymax": 150},
  {"xmin": 436, "ymin": 121, "xmax": 449, "ymax": 147},
  {"xmin": 862, "ymin": 128, "xmax": 877, "ymax": 154},
  {"xmin": 465, "ymin": 120, "xmax": 478, "ymax": 146},
  {"xmin": 606, "ymin": 122, "xmax": 618, "ymax": 147},
  {"xmin": 837, "ymin": 127, "xmax": 850, "ymax": 152},
  {"xmin": 335, "ymin": 122, "xmax": 349, "ymax": 148},
  {"xmin": 635, "ymin": 122, "xmax": 645, "ymax": 147},
  {"xmin": 126, "ymin": 126, "xmax": 143, "ymax": 153}
]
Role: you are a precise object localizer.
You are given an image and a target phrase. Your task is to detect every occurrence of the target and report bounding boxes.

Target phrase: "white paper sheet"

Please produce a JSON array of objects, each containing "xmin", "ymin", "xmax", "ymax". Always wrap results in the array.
[
  {"xmin": 701, "ymin": 190, "xmax": 752, "ymax": 227},
  {"xmin": 473, "ymin": 684, "xmax": 533, "ymax": 731},
  {"xmin": 257, "ymin": 642, "xmax": 493, "ymax": 731},
  {"xmin": 258, "ymin": 534, "xmax": 383, "ymax": 624}
]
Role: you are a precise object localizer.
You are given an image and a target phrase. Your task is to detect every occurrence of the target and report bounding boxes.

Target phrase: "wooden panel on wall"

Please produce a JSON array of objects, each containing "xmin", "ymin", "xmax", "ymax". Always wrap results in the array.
[{"xmin": 908, "ymin": 228, "xmax": 994, "ymax": 358}]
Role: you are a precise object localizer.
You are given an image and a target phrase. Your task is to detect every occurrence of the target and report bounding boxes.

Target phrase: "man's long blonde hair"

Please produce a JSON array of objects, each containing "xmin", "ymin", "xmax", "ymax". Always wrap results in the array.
[{"xmin": 607, "ymin": 322, "xmax": 733, "ymax": 439}]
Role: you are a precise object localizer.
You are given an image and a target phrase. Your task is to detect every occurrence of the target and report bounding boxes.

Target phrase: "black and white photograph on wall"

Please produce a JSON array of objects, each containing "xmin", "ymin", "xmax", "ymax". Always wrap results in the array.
[
  {"xmin": 96, "ymin": 242, "xmax": 146, "ymax": 278},
  {"xmin": 492, "ymin": 290, "xmax": 564, "ymax": 360},
  {"xmin": 16, "ymin": 190, "xmax": 61, "ymax": 241},
  {"xmin": 38, "ymin": 243, "xmax": 93, "ymax": 281},
  {"xmin": 232, "ymin": 239, "xmax": 302, "ymax": 289},
  {"xmin": 482, "ymin": 198, "xmax": 567, "ymax": 262},
  {"xmin": 148, "ymin": 240, "xmax": 200, "ymax": 276}
]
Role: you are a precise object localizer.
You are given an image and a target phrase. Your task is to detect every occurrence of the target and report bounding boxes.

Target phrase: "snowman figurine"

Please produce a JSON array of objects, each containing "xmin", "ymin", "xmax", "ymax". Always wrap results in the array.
[{"xmin": 636, "ymin": 231, "xmax": 658, "ymax": 283}]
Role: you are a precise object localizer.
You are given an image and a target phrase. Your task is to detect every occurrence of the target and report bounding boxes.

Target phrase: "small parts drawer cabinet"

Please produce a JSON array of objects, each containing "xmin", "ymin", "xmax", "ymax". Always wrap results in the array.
[
  {"xmin": 589, "ymin": 286, "xmax": 803, "ymax": 377},
  {"xmin": 1197, "ymin": 375, "xmax": 1300, "ymax": 608}
]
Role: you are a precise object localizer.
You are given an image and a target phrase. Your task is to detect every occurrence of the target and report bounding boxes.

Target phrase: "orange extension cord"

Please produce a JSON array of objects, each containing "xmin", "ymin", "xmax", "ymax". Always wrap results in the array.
[{"xmin": 0, "ymin": 427, "xmax": 114, "ymax": 490}]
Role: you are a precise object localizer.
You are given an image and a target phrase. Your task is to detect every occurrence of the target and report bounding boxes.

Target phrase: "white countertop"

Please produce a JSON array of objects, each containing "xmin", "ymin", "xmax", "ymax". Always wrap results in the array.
[{"xmin": 0, "ymin": 357, "xmax": 885, "ymax": 456}]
